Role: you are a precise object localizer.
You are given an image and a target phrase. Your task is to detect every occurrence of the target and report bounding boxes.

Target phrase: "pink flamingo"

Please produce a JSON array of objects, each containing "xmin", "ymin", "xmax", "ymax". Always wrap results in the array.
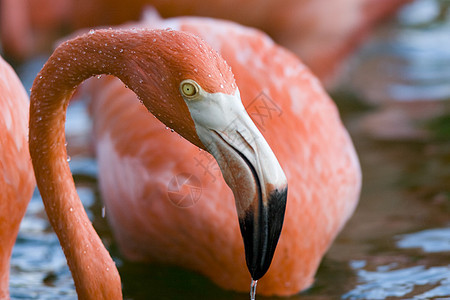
[
  {"xmin": 0, "ymin": 55, "xmax": 35, "ymax": 298},
  {"xmin": 29, "ymin": 28, "xmax": 289, "ymax": 299}
]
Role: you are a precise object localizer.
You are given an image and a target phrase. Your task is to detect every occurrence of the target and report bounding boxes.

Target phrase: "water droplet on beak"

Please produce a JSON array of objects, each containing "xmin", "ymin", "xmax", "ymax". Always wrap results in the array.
[{"xmin": 250, "ymin": 279, "xmax": 258, "ymax": 300}]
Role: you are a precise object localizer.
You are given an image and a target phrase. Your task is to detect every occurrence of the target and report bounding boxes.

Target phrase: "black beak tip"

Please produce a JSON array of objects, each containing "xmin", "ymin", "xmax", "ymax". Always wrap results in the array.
[{"xmin": 239, "ymin": 186, "xmax": 288, "ymax": 280}]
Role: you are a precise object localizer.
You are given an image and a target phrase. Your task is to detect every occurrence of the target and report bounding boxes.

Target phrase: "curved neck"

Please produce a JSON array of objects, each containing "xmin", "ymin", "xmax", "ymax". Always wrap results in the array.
[{"xmin": 29, "ymin": 30, "xmax": 157, "ymax": 299}]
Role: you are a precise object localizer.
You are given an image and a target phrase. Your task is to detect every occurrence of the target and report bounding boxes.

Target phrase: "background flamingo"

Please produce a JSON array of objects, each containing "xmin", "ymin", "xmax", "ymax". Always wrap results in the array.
[
  {"xmin": 1, "ymin": 0, "xmax": 410, "ymax": 81},
  {"xmin": 78, "ymin": 14, "xmax": 362, "ymax": 296},
  {"xmin": 0, "ymin": 55, "xmax": 35, "ymax": 298}
]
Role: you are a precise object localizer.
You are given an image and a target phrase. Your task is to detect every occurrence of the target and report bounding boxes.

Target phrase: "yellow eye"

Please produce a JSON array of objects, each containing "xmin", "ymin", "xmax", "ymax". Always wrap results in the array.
[
  {"xmin": 182, "ymin": 83, "xmax": 195, "ymax": 96},
  {"xmin": 180, "ymin": 80, "xmax": 201, "ymax": 99}
]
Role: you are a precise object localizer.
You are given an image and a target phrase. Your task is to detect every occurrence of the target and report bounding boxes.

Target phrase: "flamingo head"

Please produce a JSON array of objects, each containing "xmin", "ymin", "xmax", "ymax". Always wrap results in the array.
[
  {"xmin": 124, "ymin": 29, "xmax": 288, "ymax": 280},
  {"xmin": 179, "ymin": 77, "xmax": 288, "ymax": 280}
]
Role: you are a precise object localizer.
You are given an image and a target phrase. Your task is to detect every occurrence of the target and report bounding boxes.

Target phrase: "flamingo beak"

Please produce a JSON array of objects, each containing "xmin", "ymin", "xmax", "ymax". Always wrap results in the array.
[
  {"xmin": 181, "ymin": 88, "xmax": 287, "ymax": 280},
  {"xmin": 203, "ymin": 113, "xmax": 288, "ymax": 280}
]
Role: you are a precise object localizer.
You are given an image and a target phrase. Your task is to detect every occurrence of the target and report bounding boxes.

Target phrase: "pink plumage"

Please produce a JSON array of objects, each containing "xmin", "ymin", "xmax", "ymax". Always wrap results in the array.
[{"xmin": 0, "ymin": 56, "xmax": 35, "ymax": 298}]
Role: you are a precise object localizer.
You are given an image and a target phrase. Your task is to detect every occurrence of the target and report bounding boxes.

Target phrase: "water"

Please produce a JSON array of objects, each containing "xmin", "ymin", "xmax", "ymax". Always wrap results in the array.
[
  {"xmin": 347, "ymin": 0, "xmax": 450, "ymax": 104},
  {"xmin": 7, "ymin": 0, "xmax": 450, "ymax": 298},
  {"xmin": 250, "ymin": 280, "xmax": 258, "ymax": 300},
  {"xmin": 343, "ymin": 264, "xmax": 450, "ymax": 299},
  {"xmin": 397, "ymin": 228, "xmax": 450, "ymax": 252}
]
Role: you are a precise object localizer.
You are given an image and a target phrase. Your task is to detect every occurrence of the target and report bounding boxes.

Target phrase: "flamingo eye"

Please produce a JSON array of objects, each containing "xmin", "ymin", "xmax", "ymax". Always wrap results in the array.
[{"xmin": 180, "ymin": 80, "xmax": 200, "ymax": 99}]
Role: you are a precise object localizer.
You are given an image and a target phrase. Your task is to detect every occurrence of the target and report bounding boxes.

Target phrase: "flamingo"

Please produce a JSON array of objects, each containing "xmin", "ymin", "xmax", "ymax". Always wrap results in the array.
[
  {"xmin": 30, "ymin": 14, "xmax": 361, "ymax": 298},
  {"xmin": 29, "ymin": 28, "xmax": 291, "ymax": 299},
  {"xmin": 0, "ymin": 55, "xmax": 35, "ymax": 298},
  {"xmin": 2, "ymin": 0, "xmax": 410, "ymax": 80}
]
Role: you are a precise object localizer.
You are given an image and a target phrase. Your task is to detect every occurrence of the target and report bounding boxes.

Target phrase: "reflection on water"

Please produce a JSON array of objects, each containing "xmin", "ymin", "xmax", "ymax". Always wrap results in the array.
[
  {"xmin": 8, "ymin": 0, "xmax": 450, "ymax": 299},
  {"xmin": 397, "ymin": 228, "xmax": 450, "ymax": 252},
  {"xmin": 344, "ymin": 264, "xmax": 450, "ymax": 300},
  {"xmin": 10, "ymin": 191, "xmax": 76, "ymax": 299},
  {"xmin": 347, "ymin": 0, "xmax": 450, "ymax": 103}
]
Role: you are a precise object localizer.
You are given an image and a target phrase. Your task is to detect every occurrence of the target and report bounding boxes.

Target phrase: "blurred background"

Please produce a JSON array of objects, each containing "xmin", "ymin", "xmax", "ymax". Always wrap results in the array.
[{"xmin": 1, "ymin": 0, "xmax": 450, "ymax": 299}]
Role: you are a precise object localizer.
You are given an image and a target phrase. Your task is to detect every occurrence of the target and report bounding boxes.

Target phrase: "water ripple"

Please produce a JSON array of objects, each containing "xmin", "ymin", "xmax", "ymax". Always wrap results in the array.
[
  {"xmin": 348, "ymin": 0, "xmax": 450, "ymax": 103},
  {"xmin": 343, "ymin": 263, "xmax": 450, "ymax": 300},
  {"xmin": 397, "ymin": 227, "xmax": 450, "ymax": 253}
]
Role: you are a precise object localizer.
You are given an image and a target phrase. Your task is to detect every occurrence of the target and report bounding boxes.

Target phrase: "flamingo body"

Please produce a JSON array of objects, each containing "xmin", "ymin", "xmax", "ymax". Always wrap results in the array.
[
  {"xmin": 0, "ymin": 56, "xmax": 35, "ymax": 298},
  {"xmin": 85, "ymin": 15, "xmax": 362, "ymax": 296}
]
